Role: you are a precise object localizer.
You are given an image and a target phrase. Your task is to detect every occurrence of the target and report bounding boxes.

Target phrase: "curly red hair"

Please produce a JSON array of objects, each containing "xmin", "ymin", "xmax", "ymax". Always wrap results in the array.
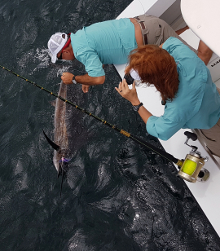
[{"xmin": 126, "ymin": 45, "xmax": 179, "ymax": 101}]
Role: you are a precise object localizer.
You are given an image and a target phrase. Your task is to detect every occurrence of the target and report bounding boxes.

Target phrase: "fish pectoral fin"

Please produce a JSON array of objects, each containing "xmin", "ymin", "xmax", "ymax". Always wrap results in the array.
[
  {"xmin": 43, "ymin": 130, "xmax": 60, "ymax": 151},
  {"xmin": 50, "ymin": 100, "xmax": 56, "ymax": 107}
]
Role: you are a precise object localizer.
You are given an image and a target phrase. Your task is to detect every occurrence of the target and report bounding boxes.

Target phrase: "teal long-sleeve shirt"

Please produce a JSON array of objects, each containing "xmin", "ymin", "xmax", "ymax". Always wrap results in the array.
[
  {"xmin": 146, "ymin": 37, "xmax": 220, "ymax": 141},
  {"xmin": 71, "ymin": 18, "xmax": 137, "ymax": 77}
]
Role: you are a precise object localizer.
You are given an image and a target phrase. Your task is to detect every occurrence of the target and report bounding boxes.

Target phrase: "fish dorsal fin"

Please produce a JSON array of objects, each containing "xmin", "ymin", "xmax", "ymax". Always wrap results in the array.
[{"xmin": 43, "ymin": 130, "xmax": 60, "ymax": 151}]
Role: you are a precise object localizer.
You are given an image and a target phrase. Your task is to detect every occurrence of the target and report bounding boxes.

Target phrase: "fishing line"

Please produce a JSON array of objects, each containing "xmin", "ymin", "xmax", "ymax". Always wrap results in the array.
[
  {"xmin": 137, "ymin": 0, "xmax": 146, "ymax": 14},
  {"xmin": 0, "ymin": 64, "xmax": 183, "ymax": 167}
]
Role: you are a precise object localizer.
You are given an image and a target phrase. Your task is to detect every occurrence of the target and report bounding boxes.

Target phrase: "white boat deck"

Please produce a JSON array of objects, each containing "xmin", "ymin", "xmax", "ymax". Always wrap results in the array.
[{"xmin": 114, "ymin": 0, "xmax": 220, "ymax": 237}]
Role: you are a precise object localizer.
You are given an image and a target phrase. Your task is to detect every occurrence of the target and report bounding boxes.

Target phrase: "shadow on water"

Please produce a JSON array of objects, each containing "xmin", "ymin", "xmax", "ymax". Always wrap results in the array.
[{"xmin": 0, "ymin": 0, "xmax": 220, "ymax": 250}]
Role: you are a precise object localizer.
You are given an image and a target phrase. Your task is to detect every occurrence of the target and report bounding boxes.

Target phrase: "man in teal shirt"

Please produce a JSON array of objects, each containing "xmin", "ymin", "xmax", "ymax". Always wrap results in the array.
[
  {"xmin": 116, "ymin": 37, "xmax": 220, "ymax": 157},
  {"xmin": 70, "ymin": 19, "xmax": 137, "ymax": 78},
  {"xmin": 48, "ymin": 15, "xmax": 212, "ymax": 93}
]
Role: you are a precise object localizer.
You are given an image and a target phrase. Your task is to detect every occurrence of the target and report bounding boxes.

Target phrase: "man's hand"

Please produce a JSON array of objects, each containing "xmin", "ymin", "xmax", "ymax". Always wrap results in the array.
[
  {"xmin": 82, "ymin": 85, "xmax": 90, "ymax": 93},
  {"xmin": 61, "ymin": 72, "xmax": 74, "ymax": 84},
  {"xmin": 115, "ymin": 79, "xmax": 140, "ymax": 105},
  {"xmin": 61, "ymin": 72, "xmax": 105, "ymax": 92}
]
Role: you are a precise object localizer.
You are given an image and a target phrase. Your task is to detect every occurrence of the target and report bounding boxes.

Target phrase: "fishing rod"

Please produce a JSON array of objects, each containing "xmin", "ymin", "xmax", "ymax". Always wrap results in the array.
[{"xmin": 0, "ymin": 64, "xmax": 209, "ymax": 182}]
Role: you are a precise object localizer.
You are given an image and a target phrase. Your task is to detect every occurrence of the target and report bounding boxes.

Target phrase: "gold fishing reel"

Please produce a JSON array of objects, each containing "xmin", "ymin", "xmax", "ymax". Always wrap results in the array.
[{"xmin": 177, "ymin": 131, "xmax": 209, "ymax": 183}]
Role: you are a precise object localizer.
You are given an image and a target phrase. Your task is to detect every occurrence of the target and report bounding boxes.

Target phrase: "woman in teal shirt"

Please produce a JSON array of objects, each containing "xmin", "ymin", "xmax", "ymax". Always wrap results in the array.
[{"xmin": 116, "ymin": 37, "xmax": 220, "ymax": 157}]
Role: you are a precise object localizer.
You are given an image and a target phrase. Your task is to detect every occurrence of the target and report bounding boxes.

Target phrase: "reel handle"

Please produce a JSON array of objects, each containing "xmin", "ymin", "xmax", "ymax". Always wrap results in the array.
[{"xmin": 184, "ymin": 131, "xmax": 197, "ymax": 141}]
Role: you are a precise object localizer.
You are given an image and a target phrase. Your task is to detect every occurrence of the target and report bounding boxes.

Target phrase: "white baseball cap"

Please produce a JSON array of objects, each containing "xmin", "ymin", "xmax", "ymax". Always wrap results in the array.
[{"xmin": 47, "ymin": 32, "xmax": 68, "ymax": 63}]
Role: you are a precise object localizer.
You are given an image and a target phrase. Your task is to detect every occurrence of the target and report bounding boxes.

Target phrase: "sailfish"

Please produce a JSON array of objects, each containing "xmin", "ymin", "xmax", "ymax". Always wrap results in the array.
[{"xmin": 43, "ymin": 81, "xmax": 70, "ymax": 197}]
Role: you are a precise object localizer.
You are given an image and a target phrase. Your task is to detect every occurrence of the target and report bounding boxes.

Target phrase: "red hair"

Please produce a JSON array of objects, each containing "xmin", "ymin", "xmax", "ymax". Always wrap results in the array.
[{"xmin": 126, "ymin": 45, "xmax": 179, "ymax": 101}]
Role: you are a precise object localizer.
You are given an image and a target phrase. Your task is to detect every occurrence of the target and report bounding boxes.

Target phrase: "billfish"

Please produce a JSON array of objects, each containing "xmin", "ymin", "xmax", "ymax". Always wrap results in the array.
[
  {"xmin": 43, "ymin": 80, "xmax": 70, "ymax": 196},
  {"xmin": 43, "ymin": 80, "xmax": 89, "ymax": 196}
]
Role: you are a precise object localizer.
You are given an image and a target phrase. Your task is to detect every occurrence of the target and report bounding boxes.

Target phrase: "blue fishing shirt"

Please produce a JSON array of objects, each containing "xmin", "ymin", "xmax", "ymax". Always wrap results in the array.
[
  {"xmin": 147, "ymin": 37, "xmax": 220, "ymax": 140},
  {"xmin": 71, "ymin": 18, "xmax": 137, "ymax": 77}
]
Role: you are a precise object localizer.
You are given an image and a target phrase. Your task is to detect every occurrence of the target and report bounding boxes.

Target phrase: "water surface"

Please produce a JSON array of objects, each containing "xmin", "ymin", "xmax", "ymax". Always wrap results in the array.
[{"xmin": 0, "ymin": 0, "xmax": 220, "ymax": 250}]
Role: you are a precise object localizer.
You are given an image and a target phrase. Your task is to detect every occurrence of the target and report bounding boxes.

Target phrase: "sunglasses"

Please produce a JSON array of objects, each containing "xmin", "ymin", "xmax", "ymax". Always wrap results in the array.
[{"xmin": 58, "ymin": 33, "xmax": 71, "ymax": 60}]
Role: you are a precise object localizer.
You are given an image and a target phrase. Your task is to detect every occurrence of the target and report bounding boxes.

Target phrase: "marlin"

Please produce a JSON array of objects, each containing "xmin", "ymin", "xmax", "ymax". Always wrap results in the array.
[
  {"xmin": 43, "ymin": 80, "xmax": 89, "ymax": 196},
  {"xmin": 43, "ymin": 81, "xmax": 70, "ymax": 196}
]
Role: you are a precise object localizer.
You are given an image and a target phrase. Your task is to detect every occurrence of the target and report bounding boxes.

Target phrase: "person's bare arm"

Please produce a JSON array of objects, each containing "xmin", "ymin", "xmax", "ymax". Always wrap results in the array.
[
  {"xmin": 176, "ymin": 26, "xmax": 213, "ymax": 65},
  {"xmin": 197, "ymin": 40, "xmax": 213, "ymax": 65},
  {"xmin": 176, "ymin": 26, "xmax": 213, "ymax": 64},
  {"xmin": 61, "ymin": 72, "xmax": 105, "ymax": 93},
  {"xmin": 61, "ymin": 72, "xmax": 105, "ymax": 85},
  {"xmin": 160, "ymin": 39, "xmax": 212, "ymax": 65},
  {"xmin": 175, "ymin": 26, "xmax": 189, "ymax": 35},
  {"xmin": 115, "ymin": 79, "xmax": 152, "ymax": 124}
]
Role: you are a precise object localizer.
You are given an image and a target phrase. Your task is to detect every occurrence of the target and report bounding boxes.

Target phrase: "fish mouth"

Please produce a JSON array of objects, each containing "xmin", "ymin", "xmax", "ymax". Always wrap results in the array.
[
  {"xmin": 58, "ymin": 157, "xmax": 70, "ymax": 175},
  {"xmin": 53, "ymin": 150, "xmax": 71, "ymax": 174},
  {"xmin": 43, "ymin": 129, "xmax": 70, "ymax": 196},
  {"xmin": 43, "ymin": 129, "xmax": 70, "ymax": 170}
]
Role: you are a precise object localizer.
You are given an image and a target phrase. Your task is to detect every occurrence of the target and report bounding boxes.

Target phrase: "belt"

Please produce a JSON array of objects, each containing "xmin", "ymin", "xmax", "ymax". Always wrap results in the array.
[{"xmin": 134, "ymin": 16, "xmax": 148, "ymax": 45}]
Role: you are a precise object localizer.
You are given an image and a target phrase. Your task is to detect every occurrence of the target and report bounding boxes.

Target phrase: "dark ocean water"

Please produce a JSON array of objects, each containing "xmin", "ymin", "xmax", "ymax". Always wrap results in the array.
[{"xmin": 0, "ymin": 0, "xmax": 220, "ymax": 250}]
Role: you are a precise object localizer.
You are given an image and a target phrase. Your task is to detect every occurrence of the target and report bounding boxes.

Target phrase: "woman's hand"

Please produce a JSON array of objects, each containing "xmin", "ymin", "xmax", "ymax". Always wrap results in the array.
[
  {"xmin": 61, "ymin": 72, "xmax": 74, "ymax": 84},
  {"xmin": 115, "ymin": 79, "xmax": 140, "ymax": 105},
  {"xmin": 116, "ymin": 78, "xmax": 152, "ymax": 124}
]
